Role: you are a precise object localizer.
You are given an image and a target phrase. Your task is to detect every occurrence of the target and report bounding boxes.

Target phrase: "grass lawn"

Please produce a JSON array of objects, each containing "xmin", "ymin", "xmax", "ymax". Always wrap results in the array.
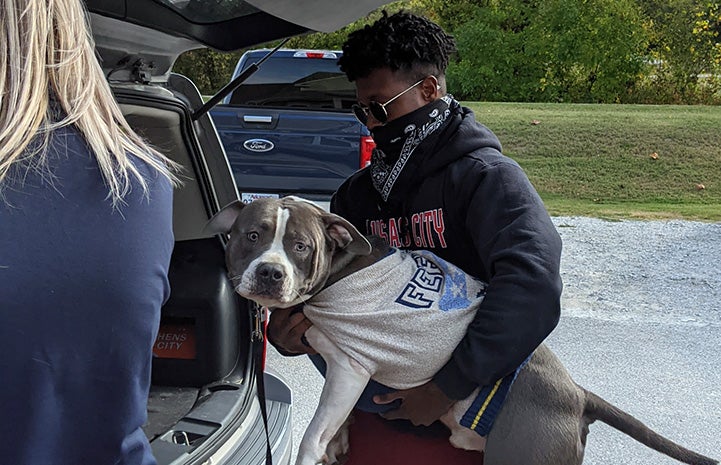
[{"xmin": 465, "ymin": 102, "xmax": 721, "ymax": 222}]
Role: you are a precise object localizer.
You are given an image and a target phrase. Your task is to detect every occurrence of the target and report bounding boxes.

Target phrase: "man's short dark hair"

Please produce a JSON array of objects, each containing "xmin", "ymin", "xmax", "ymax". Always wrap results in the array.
[{"xmin": 338, "ymin": 11, "xmax": 457, "ymax": 82}]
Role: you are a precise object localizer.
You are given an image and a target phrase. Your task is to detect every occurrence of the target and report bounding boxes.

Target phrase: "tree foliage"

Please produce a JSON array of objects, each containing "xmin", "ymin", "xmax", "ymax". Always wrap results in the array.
[
  {"xmin": 635, "ymin": 0, "xmax": 721, "ymax": 103},
  {"xmin": 173, "ymin": 49, "xmax": 242, "ymax": 95},
  {"xmin": 444, "ymin": 3, "xmax": 543, "ymax": 102},
  {"xmin": 446, "ymin": 0, "xmax": 650, "ymax": 102},
  {"xmin": 173, "ymin": 0, "xmax": 721, "ymax": 104}
]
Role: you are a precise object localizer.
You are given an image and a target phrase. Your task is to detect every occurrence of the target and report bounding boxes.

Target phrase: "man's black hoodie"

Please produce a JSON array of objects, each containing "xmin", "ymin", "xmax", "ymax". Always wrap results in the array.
[{"xmin": 331, "ymin": 103, "xmax": 563, "ymax": 399}]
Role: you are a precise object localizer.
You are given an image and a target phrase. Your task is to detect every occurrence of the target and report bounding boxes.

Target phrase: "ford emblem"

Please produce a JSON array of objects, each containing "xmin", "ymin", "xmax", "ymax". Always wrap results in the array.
[{"xmin": 243, "ymin": 138, "xmax": 274, "ymax": 153}]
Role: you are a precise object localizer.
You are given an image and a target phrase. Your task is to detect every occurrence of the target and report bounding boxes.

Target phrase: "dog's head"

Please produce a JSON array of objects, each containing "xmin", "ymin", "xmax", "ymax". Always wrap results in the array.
[{"xmin": 204, "ymin": 196, "xmax": 372, "ymax": 308}]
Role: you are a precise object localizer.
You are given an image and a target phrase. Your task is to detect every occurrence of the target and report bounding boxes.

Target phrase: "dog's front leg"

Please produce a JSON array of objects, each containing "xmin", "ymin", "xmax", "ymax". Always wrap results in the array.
[{"xmin": 295, "ymin": 326, "xmax": 371, "ymax": 465}]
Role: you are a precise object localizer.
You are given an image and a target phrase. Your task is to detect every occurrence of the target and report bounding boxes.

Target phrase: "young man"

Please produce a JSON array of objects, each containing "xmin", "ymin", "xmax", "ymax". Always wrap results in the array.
[{"xmin": 269, "ymin": 10, "xmax": 563, "ymax": 463}]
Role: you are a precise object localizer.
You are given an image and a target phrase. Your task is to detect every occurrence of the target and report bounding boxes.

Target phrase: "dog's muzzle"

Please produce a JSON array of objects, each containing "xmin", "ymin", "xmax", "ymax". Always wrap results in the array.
[
  {"xmin": 257, "ymin": 262, "xmax": 286, "ymax": 286},
  {"xmin": 244, "ymin": 261, "xmax": 293, "ymax": 302}
]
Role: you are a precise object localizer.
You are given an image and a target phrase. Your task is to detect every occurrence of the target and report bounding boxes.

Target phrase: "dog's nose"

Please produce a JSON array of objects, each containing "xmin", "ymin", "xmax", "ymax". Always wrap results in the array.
[{"xmin": 257, "ymin": 263, "xmax": 285, "ymax": 283}]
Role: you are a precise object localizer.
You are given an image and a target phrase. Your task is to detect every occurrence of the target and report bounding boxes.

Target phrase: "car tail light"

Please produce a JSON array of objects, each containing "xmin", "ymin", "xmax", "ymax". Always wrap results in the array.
[
  {"xmin": 360, "ymin": 136, "xmax": 375, "ymax": 169},
  {"xmin": 293, "ymin": 51, "xmax": 338, "ymax": 59}
]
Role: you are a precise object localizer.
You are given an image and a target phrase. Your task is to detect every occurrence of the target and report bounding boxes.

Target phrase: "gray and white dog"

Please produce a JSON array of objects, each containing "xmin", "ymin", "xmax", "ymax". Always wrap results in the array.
[{"xmin": 205, "ymin": 196, "xmax": 717, "ymax": 465}]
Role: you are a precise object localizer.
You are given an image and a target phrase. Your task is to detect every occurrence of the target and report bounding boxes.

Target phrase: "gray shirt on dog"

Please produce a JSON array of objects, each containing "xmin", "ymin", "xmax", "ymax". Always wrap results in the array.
[{"xmin": 304, "ymin": 249, "xmax": 487, "ymax": 389}]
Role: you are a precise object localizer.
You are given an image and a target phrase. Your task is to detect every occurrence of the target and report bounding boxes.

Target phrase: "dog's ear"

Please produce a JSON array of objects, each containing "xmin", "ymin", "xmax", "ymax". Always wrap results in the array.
[
  {"xmin": 203, "ymin": 200, "xmax": 246, "ymax": 235},
  {"xmin": 322, "ymin": 212, "xmax": 372, "ymax": 256}
]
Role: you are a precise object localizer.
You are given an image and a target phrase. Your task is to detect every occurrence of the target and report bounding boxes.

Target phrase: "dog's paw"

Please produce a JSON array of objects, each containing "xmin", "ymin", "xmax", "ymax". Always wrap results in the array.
[{"xmin": 324, "ymin": 415, "xmax": 353, "ymax": 464}]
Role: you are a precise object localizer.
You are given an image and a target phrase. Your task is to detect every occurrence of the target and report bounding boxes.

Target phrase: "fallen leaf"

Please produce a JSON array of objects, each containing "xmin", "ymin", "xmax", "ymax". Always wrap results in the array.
[
  {"xmin": 696, "ymin": 183, "xmax": 706, "ymax": 190},
  {"xmin": 531, "ymin": 120, "xmax": 541, "ymax": 125},
  {"xmin": 649, "ymin": 152, "xmax": 659, "ymax": 160}
]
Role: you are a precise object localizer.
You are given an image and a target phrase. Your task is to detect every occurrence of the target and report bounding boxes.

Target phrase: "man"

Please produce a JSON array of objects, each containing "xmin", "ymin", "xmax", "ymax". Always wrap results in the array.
[{"xmin": 269, "ymin": 10, "xmax": 562, "ymax": 463}]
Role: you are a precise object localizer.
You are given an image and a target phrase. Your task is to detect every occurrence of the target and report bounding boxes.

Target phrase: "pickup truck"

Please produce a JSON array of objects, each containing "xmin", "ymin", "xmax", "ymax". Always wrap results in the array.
[{"xmin": 209, "ymin": 49, "xmax": 374, "ymax": 208}]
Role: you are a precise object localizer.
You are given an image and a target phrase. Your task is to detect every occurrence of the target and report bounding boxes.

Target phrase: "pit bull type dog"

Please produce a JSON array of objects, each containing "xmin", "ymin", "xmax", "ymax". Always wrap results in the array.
[{"xmin": 205, "ymin": 196, "xmax": 718, "ymax": 465}]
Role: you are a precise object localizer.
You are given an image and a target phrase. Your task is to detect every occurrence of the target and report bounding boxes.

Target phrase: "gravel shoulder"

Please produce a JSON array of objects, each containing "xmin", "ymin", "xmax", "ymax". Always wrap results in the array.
[{"xmin": 554, "ymin": 217, "xmax": 721, "ymax": 327}]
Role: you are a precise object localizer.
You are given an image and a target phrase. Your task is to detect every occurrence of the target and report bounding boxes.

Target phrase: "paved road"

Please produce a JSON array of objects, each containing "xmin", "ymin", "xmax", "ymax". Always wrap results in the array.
[{"xmin": 267, "ymin": 218, "xmax": 721, "ymax": 464}]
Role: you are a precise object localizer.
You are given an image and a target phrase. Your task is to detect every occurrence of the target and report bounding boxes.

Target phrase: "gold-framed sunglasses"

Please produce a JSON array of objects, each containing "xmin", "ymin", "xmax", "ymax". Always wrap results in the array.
[{"xmin": 351, "ymin": 78, "xmax": 426, "ymax": 125}]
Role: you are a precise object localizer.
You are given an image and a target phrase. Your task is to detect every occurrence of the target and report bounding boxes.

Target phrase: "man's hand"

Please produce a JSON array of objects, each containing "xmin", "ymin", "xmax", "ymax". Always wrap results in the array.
[
  {"xmin": 267, "ymin": 305, "xmax": 317, "ymax": 355},
  {"xmin": 373, "ymin": 380, "xmax": 455, "ymax": 426}
]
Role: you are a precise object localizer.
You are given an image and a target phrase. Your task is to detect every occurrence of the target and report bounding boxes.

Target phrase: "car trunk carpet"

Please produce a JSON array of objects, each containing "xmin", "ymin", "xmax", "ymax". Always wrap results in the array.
[
  {"xmin": 144, "ymin": 386, "xmax": 200, "ymax": 440},
  {"xmin": 345, "ymin": 409, "xmax": 484, "ymax": 464}
]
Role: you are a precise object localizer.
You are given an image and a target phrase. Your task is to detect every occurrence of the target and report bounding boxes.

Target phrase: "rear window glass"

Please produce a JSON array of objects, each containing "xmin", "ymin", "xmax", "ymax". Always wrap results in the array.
[
  {"xmin": 155, "ymin": 0, "xmax": 259, "ymax": 23},
  {"xmin": 229, "ymin": 56, "xmax": 357, "ymax": 110}
]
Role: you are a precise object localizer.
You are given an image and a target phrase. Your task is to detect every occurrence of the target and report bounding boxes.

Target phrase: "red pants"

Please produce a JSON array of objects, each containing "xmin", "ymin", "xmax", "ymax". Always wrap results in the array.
[{"xmin": 345, "ymin": 410, "xmax": 484, "ymax": 465}]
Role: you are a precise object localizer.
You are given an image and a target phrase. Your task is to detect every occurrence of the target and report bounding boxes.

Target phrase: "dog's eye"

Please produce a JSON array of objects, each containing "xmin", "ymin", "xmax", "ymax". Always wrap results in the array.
[
  {"xmin": 247, "ymin": 232, "xmax": 259, "ymax": 242},
  {"xmin": 294, "ymin": 242, "xmax": 307, "ymax": 252}
]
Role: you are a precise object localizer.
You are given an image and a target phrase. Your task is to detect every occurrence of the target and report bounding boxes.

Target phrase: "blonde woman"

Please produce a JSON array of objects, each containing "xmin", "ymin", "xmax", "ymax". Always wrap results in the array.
[{"xmin": 1, "ymin": 1, "xmax": 177, "ymax": 464}]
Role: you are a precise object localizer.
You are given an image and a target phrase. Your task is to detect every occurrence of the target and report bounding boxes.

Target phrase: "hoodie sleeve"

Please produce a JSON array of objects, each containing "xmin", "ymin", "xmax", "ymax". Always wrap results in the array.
[{"xmin": 433, "ymin": 156, "xmax": 562, "ymax": 400}]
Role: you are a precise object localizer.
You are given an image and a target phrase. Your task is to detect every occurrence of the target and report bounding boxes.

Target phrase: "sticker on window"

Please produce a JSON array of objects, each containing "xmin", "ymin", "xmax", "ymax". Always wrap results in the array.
[{"xmin": 241, "ymin": 193, "xmax": 280, "ymax": 204}]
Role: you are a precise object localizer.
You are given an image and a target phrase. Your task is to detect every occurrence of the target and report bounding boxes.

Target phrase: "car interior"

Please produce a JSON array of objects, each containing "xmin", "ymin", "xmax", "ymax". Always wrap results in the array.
[{"xmin": 110, "ymin": 77, "xmax": 290, "ymax": 462}]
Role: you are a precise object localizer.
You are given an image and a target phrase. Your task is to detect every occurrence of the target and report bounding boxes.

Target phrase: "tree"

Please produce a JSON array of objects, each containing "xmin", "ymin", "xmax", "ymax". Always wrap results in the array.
[
  {"xmin": 171, "ymin": 0, "xmax": 719, "ymax": 103},
  {"xmin": 529, "ymin": 0, "xmax": 649, "ymax": 102},
  {"xmin": 445, "ymin": 0, "xmax": 649, "ymax": 102},
  {"xmin": 445, "ymin": 2, "xmax": 546, "ymax": 101},
  {"xmin": 173, "ymin": 49, "xmax": 242, "ymax": 96},
  {"xmin": 636, "ymin": 0, "xmax": 721, "ymax": 103}
]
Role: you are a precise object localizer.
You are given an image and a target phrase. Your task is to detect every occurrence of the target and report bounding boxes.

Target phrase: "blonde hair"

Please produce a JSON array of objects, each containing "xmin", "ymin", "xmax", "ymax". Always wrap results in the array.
[{"xmin": 0, "ymin": 0, "xmax": 177, "ymax": 205}]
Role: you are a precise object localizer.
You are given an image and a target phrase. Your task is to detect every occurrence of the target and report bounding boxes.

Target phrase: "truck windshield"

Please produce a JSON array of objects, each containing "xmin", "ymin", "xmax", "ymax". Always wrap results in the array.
[{"xmin": 228, "ymin": 56, "xmax": 357, "ymax": 110}]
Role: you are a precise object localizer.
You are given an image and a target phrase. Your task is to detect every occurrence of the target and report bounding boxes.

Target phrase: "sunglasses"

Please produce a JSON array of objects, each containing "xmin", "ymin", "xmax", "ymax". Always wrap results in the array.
[{"xmin": 352, "ymin": 78, "xmax": 426, "ymax": 125}]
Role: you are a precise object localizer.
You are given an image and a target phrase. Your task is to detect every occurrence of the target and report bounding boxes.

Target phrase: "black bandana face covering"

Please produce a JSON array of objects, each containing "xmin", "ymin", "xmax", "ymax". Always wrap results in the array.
[{"xmin": 370, "ymin": 96, "xmax": 453, "ymax": 201}]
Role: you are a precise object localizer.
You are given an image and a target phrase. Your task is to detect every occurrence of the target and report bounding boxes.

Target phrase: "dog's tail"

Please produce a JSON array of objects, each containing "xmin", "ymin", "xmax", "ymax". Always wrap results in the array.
[{"xmin": 583, "ymin": 390, "xmax": 718, "ymax": 465}]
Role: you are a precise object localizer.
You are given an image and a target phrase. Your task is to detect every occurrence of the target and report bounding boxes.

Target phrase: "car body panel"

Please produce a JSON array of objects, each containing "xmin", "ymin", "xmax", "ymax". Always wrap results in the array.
[{"xmin": 213, "ymin": 107, "xmax": 365, "ymax": 195}]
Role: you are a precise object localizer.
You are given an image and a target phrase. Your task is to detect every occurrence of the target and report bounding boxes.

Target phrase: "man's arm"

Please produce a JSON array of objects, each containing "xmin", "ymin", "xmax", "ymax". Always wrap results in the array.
[
  {"xmin": 434, "ymin": 158, "xmax": 562, "ymax": 399},
  {"xmin": 266, "ymin": 305, "xmax": 316, "ymax": 356}
]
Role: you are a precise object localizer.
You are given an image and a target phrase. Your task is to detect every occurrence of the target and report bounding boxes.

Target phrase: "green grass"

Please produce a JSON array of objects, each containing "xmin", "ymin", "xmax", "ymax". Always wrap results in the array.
[{"xmin": 465, "ymin": 102, "xmax": 721, "ymax": 222}]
